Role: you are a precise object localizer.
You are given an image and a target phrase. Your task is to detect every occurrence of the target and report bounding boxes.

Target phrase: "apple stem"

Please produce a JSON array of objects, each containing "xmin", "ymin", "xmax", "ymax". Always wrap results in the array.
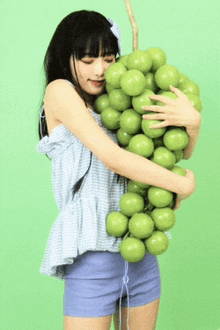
[
  {"xmin": 123, "ymin": 0, "xmax": 138, "ymax": 51},
  {"xmin": 123, "ymin": 231, "xmax": 130, "ymax": 240}
]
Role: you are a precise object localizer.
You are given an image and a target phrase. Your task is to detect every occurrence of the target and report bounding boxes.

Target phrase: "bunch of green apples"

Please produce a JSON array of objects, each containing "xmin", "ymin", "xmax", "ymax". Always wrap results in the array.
[{"xmin": 95, "ymin": 48, "xmax": 202, "ymax": 263}]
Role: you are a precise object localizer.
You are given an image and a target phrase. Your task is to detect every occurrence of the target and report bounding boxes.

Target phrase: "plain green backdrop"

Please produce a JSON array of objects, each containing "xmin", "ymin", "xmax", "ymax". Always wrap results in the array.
[{"xmin": 1, "ymin": 0, "xmax": 220, "ymax": 329}]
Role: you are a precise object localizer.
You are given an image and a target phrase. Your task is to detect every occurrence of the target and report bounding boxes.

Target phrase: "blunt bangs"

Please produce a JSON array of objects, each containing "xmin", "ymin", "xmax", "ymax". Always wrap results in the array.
[{"xmin": 72, "ymin": 20, "xmax": 119, "ymax": 59}]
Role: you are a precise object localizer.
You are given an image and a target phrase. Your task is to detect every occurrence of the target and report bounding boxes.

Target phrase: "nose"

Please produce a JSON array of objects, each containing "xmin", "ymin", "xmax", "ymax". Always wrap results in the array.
[{"xmin": 94, "ymin": 58, "xmax": 105, "ymax": 77}]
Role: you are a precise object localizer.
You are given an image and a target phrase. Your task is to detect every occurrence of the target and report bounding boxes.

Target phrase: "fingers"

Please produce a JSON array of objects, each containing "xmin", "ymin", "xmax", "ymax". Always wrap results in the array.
[
  {"xmin": 173, "ymin": 199, "xmax": 180, "ymax": 210},
  {"xmin": 184, "ymin": 168, "xmax": 194, "ymax": 178},
  {"xmin": 146, "ymin": 121, "xmax": 168, "ymax": 129},
  {"xmin": 141, "ymin": 105, "xmax": 163, "ymax": 112},
  {"xmin": 141, "ymin": 104, "xmax": 170, "ymax": 113},
  {"xmin": 173, "ymin": 194, "xmax": 183, "ymax": 210},
  {"xmin": 169, "ymin": 85, "xmax": 186, "ymax": 98},
  {"xmin": 142, "ymin": 113, "xmax": 166, "ymax": 120},
  {"xmin": 147, "ymin": 94, "xmax": 175, "ymax": 105}
]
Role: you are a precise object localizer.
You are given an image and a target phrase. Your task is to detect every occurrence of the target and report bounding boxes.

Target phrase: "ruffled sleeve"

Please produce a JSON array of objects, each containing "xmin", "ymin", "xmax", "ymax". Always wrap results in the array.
[
  {"xmin": 36, "ymin": 124, "xmax": 92, "ymax": 211},
  {"xmin": 37, "ymin": 124, "xmax": 75, "ymax": 158}
]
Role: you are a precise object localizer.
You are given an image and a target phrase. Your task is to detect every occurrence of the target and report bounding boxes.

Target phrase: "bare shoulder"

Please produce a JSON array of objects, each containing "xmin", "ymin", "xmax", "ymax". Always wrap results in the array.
[
  {"xmin": 44, "ymin": 78, "xmax": 79, "ymax": 122},
  {"xmin": 45, "ymin": 79, "xmax": 76, "ymax": 101},
  {"xmin": 44, "ymin": 80, "xmax": 74, "ymax": 135},
  {"xmin": 46, "ymin": 78, "xmax": 73, "ymax": 88}
]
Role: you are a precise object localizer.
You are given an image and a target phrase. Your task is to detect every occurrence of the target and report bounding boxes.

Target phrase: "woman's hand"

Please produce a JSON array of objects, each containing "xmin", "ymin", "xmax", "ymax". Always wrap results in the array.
[
  {"xmin": 173, "ymin": 169, "xmax": 196, "ymax": 210},
  {"xmin": 142, "ymin": 85, "xmax": 201, "ymax": 132}
]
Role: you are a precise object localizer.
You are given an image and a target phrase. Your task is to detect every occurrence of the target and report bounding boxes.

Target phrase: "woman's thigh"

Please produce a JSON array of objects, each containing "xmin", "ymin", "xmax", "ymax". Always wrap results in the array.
[
  {"xmin": 64, "ymin": 314, "xmax": 112, "ymax": 330},
  {"xmin": 113, "ymin": 297, "xmax": 160, "ymax": 330}
]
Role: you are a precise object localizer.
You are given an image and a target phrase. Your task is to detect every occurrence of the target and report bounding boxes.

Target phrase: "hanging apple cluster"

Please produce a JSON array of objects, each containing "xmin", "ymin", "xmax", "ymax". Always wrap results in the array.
[{"xmin": 94, "ymin": 48, "xmax": 202, "ymax": 263}]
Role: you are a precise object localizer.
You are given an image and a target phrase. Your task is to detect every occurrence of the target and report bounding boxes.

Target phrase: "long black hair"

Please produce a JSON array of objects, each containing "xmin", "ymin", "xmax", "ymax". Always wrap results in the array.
[
  {"xmin": 38, "ymin": 10, "xmax": 119, "ymax": 141},
  {"xmin": 38, "ymin": 10, "xmax": 121, "ymax": 195}
]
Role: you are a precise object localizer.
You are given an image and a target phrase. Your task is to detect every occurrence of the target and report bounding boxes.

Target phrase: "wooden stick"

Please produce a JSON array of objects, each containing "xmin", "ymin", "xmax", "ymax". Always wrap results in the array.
[{"xmin": 123, "ymin": 0, "xmax": 138, "ymax": 51}]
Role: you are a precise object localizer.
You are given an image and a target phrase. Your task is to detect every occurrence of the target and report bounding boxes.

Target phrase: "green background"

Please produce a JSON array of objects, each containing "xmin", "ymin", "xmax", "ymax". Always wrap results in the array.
[{"xmin": 1, "ymin": 0, "xmax": 220, "ymax": 329}]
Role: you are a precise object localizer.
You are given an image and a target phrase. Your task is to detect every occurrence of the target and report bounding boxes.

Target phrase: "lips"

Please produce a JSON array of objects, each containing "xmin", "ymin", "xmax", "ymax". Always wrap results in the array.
[
  {"xmin": 90, "ymin": 80, "xmax": 105, "ymax": 86},
  {"xmin": 90, "ymin": 79, "xmax": 105, "ymax": 83}
]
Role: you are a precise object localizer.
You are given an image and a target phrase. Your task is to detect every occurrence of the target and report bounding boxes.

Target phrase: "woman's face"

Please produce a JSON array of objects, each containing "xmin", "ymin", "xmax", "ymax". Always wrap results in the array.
[{"xmin": 70, "ymin": 50, "xmax": 116, "ymax": 96}]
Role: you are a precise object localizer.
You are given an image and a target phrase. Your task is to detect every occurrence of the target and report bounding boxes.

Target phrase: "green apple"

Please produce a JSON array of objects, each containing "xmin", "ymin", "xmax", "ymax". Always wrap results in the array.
[
  {"xmin": 116, "ymin": 128, "xmax": 133, "ymax": 147},
  {"xmin": 120, "ymin": 70, "xmax": 146, "ymax": 96},
  {"xmin": 128, "ymin": 213, "xmax": 154, "ymax": 239},
  {"xmin": 127, "ymin": 180, "xmax": 148, "ymax": 197},
  {"xmin": 105, "ymin": 62, "xmax": 127, "ymax": 88},
  {"xmin": 119, "ymin": 109, "xmax": 142, "ymax": 135},
  {"xmin": 171, "ymin": 165, "xmax": 186, "ymax": 176},
  {"xmin": 101, "ymin": 106, "xmax": 121, "ymax": 130},
  {"xmin": 95, "ymin": 94, "xmax": 110, "ymax": 113},
  {"xmin": 179, "ymin": 80, "xmax": 200, "ymax": 96},
  {"xmin": 163, "ymin": 128, "xmax": 189, "ymax": 151},
  {"xmin": 145, "ymin": 230, "xmax": 169, "ymax": 255},
  {"xmin": 173, "ymin": 149, "xmax": 184, "ymax": 163},
  {"xmin": 145, "ymin": 72, "xmax": 159, "ymax": 93},
  {"xmin": 106, "ymin": 83, "xmax": 116, "ymax": 94},
  {"xmin": 179, "ymin": 73, "xmax": 189, "ymax": 84},
  {"xmin": 148, "ymin": 186, "xmax": 173, "ymax": 208},
  {"xmin": 106, "ymin": 211, "xmax": 129, "ymax": 237},
  {"xmin": 141, "ymin": 114, "xmax": 167, "ymax": 139},
  {"xmin": 185, "ymin": 92, "xmax": 202, "ymax": 112},
  {"xmin": 132, "ymin": 89, "xmax": 156, "ymax": 115},
  {"xmin": 151, "ymin": 146, "xmax": 176, "ymax": 170},
  {"xmin": 151, "ymin": 208, "xmax": 176, "ymax": 231},
  {"xmin": 145, "ymin": 48, "xmax": 167, "ymax": 72},
  {"xmin": 156, "ymin": 91, "xmax": 178, "ymax": 106},
  {"xmin": 119, "ymin": 237, "xmax": 146, "ymax": 262},
  {"xmin": 155, "ymin": 65, "xmax": 180, "ymax": 90},
  {"xmin": 133, "ymin": 180, "xmax": 150, "ymax": 189},
  {"xmin": 108, "ymin": 88, "xmax": 132, "ymax": 111},
  {"xmin": 117, "ymin": 54, "xmax": 129, "ymax": 67},
  {"xmin": 128, "ymin": 134, "xmax": 154, "ymax": 158},
  {"xmin": 119, "ymin": 192, "xmax": 145, "ymax": 217},
  {"xmin": 126, "ymin": 50, "xmax": 152, "ymax": 73}
]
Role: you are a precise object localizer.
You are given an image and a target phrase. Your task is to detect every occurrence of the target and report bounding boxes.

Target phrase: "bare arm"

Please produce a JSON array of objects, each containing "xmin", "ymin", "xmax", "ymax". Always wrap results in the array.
[
  {"xmin": 44, "ymin": 79, "xmax": 195, "ymax": 197},
  {"xmin": 183, "ymin": 123, "xmax": 201, "ymax": 160},
  {"xmin": 112, "ymin": 148, "xmax": 194, "ymax": 195}
]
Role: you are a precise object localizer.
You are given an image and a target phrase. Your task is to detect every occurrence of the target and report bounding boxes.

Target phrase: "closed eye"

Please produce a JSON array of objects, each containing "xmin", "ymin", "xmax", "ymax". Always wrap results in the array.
[
  {"xmin": 106, "ymin": 59, "xmax": 114, "ymax": 63},
  {"xmin": 81, "ymin": 60, "xmax": 93, "ymax": 64},
  {"xmin": 81, "ymin": 56, "xmax": 115, "ymax": 64}
]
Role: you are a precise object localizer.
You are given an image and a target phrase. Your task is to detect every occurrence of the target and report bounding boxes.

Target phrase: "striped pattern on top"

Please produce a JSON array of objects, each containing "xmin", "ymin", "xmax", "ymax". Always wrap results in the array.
[{"xmin": 37, "ymin": 103, "xmax": 128, "ymax": 280}]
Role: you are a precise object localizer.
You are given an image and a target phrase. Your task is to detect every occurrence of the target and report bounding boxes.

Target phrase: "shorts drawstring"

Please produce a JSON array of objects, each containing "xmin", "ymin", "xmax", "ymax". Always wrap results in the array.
[{"xmin": 119, "ymin": 260, "xmax": 130, "ymax": 330}]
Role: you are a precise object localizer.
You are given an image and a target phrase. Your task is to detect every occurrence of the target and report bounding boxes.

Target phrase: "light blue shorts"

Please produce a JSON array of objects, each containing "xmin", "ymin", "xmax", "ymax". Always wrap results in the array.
[{"xmin": 64, "ymin": 250, "xmax": 161, "ymax": 318}]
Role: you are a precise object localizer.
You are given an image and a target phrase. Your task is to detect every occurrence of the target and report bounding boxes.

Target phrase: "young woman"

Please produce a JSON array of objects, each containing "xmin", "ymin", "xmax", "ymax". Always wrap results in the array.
[{"xmin": 37, "ymin": 10, "xmax": 201, "ymax": 330}]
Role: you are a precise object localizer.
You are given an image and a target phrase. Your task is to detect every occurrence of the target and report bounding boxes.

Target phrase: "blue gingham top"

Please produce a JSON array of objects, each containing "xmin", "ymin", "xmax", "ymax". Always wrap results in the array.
[{"xmin": 37, "ymin": 81, "xmax": 128, "ymax": 280}]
